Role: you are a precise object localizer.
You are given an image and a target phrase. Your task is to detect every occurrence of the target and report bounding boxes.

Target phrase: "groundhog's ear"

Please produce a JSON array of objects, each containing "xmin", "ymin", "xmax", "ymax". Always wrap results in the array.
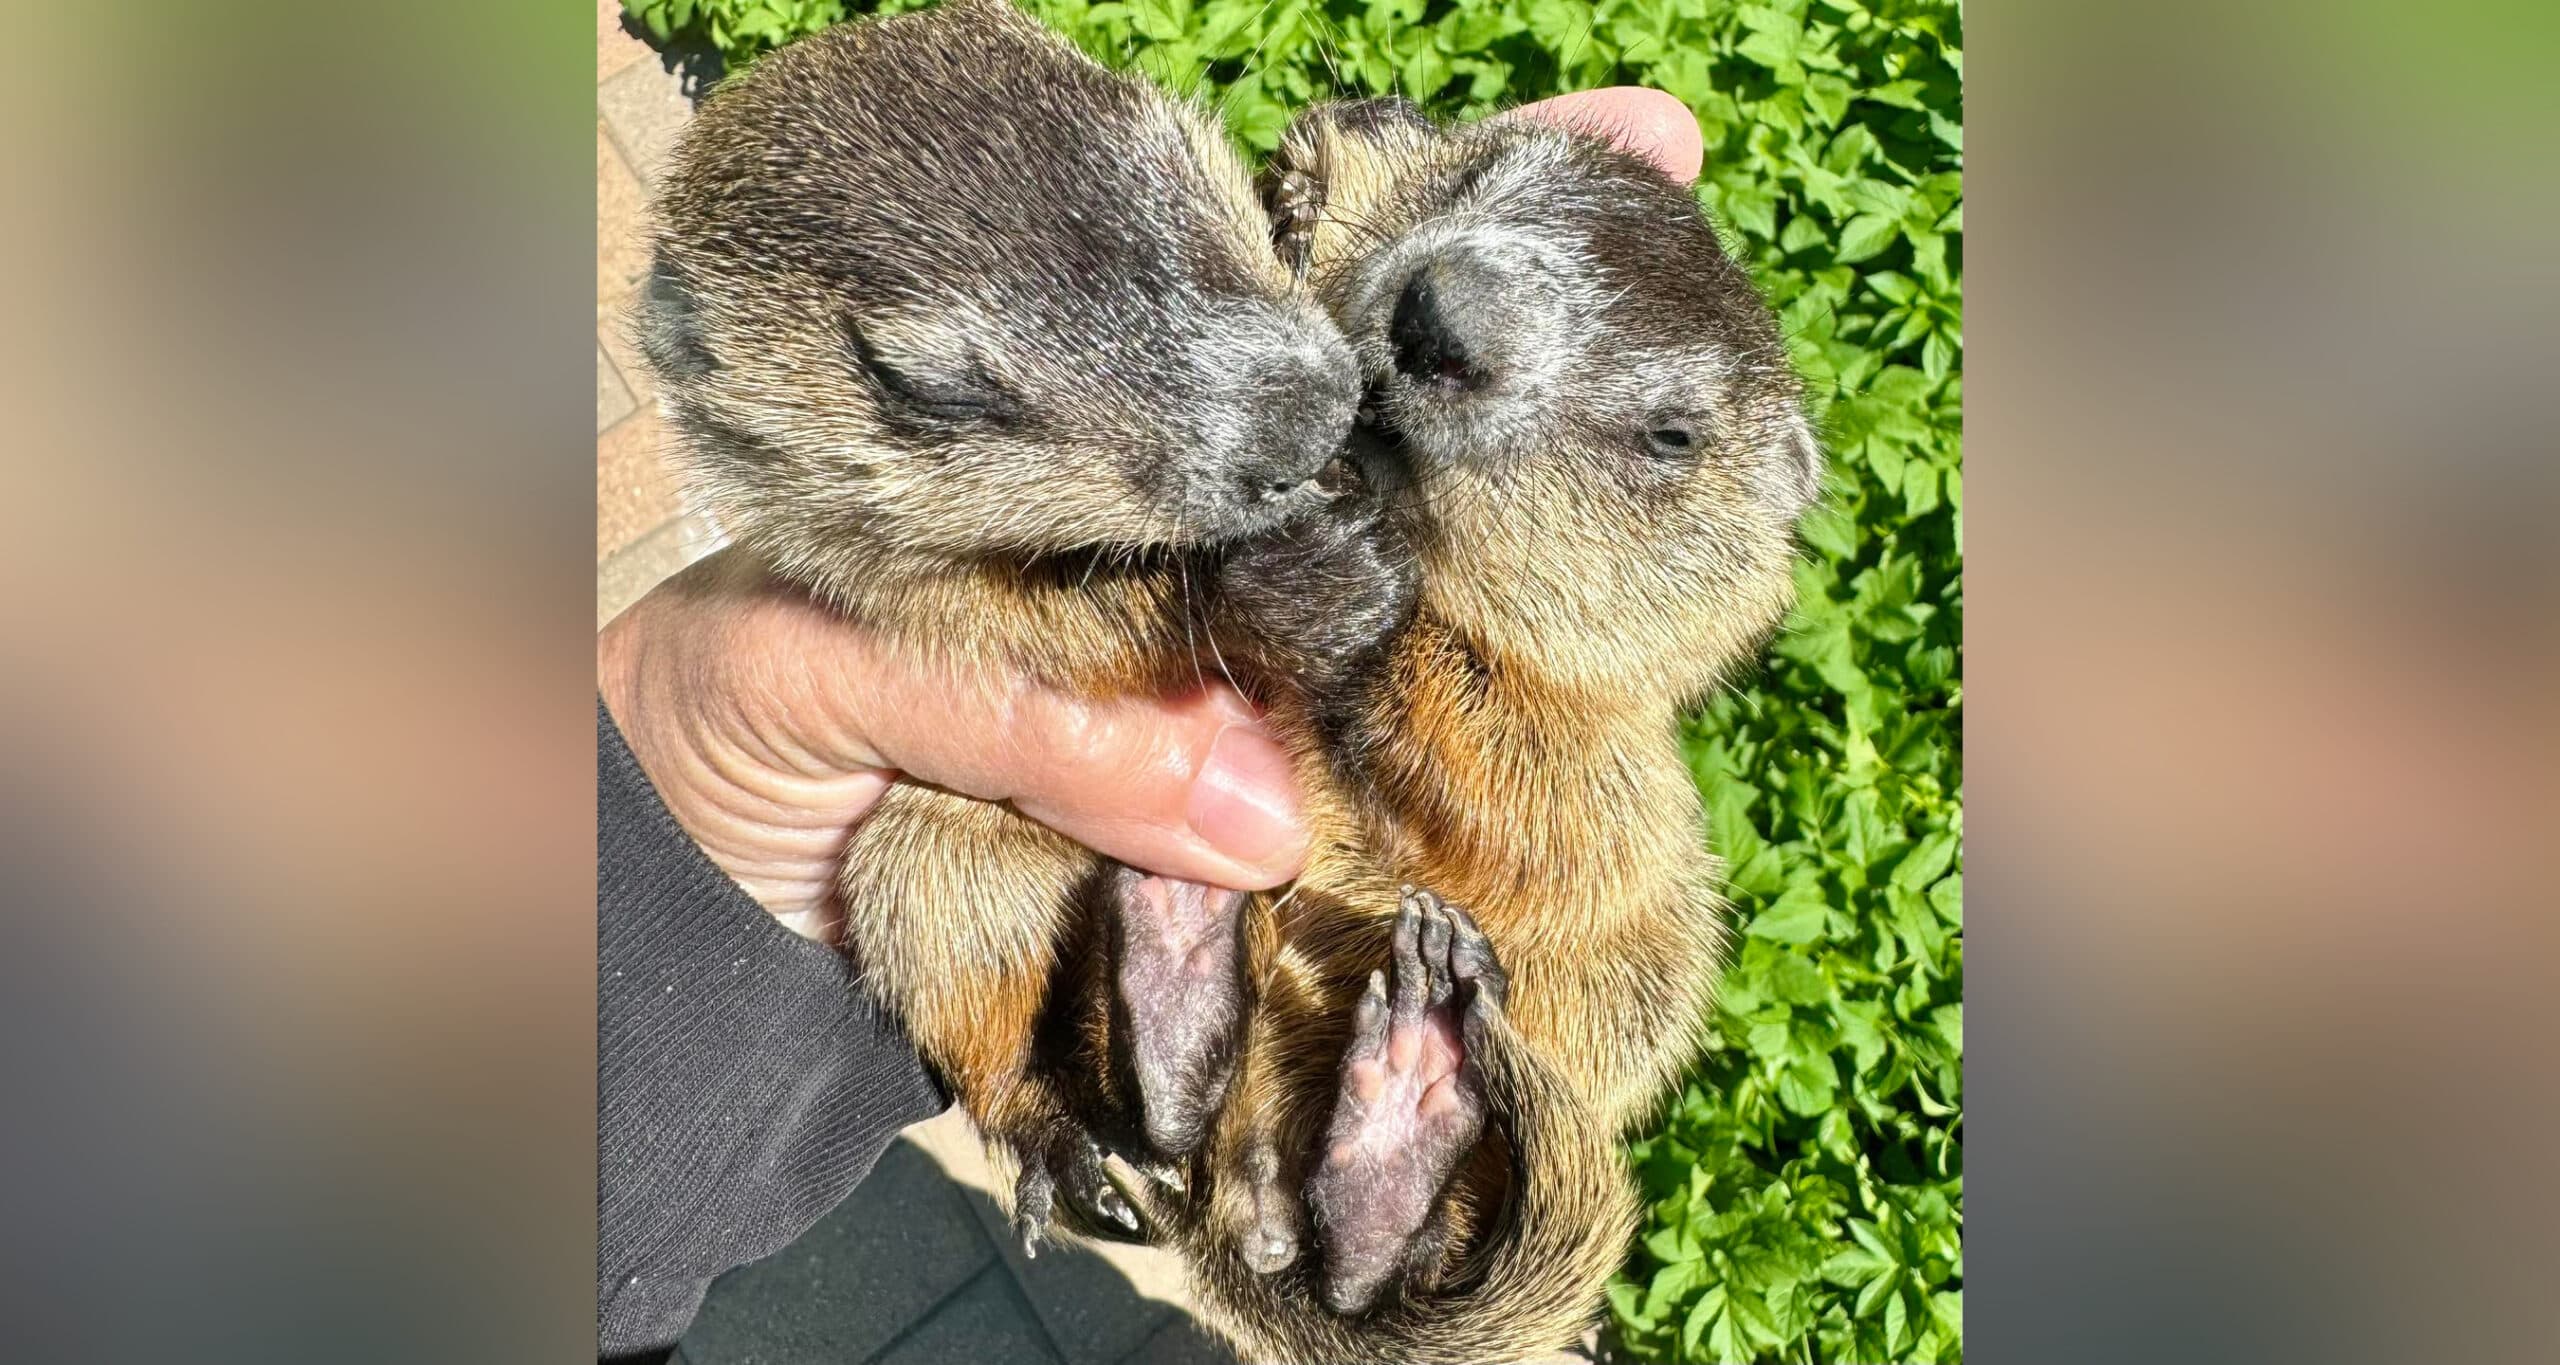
[
  {"xmin": 1275, "ymin": 97, "xmax": 1439, "ymax": 172},
  {"xmin": 636, "ymin": 255, "xmax": 716, "ymax": 381},
  {"xmin": 1312, "ymin": 97, "xmax": 1434, "ymax": 138}
]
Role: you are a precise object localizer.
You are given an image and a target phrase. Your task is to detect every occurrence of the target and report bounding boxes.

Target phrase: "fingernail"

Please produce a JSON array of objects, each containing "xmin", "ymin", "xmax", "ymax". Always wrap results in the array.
[{"xmin": 1188, "ymin": 723, "xmax": 1306, "ymax": 871}]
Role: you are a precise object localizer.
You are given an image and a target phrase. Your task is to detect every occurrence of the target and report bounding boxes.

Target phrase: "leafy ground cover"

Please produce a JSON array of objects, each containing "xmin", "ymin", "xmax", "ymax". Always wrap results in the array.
[{"xmin": 624, "ymin": 1, "xmax": 1963, "ymax": 1357}]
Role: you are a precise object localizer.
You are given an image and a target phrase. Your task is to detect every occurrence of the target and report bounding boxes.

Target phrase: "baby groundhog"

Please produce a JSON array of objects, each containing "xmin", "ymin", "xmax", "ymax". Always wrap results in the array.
[
  {"xmin": 635, "ymin": 0, "xmax": 1402, "ymax": 1245},
  {"xmin": 1108, "ymin": 98, "xmax": 1824, "ymax": 1362}
]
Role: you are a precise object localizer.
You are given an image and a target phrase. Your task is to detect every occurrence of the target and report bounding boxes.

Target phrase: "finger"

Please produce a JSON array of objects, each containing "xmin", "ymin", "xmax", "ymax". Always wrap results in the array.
[
  {"xmin": 1502, "ymin": 87, "xmax": 1705, "ymax": 186},
  {"xmin": 855, "ymin": 666, "xmax": 1309, "ymax": 890}
]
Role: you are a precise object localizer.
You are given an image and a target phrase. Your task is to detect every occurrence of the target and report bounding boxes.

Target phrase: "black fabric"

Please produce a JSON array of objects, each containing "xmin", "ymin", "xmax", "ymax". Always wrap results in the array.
[{"xmin": 596, "ymin": 701, "xmax": 947, "ymax": 1359}]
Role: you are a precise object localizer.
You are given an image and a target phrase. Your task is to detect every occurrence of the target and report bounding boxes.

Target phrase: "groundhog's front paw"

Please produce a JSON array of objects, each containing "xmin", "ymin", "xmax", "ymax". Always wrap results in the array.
[
  {"xmin": 1301, "ymin": 886, "xmax": 1504, "ymax": 1316},
  {"xmin": 1271, "ymin": 167, "xmax": 1324, "ymax": 277},
  {"xmin": 1212, "ymin": 505, "xmax": 1418, "ymax": 698}
]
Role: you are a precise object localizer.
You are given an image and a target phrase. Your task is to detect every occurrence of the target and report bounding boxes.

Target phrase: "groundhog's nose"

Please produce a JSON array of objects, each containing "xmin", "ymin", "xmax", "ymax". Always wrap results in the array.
[
  {"xmin": 1238, "ymin": 328, "xmax": 1359, "ymax": 505},
  {"xmin": 1391, "ymin": 268, "xmax": 1490, "ymax": 393}
]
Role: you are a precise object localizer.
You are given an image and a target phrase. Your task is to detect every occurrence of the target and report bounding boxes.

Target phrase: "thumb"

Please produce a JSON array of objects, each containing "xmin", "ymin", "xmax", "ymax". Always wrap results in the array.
[
  {"xmin": 1500, "ymin": 87, "xmax": 1705, "ymax": 186},
  {"xmin": 858, "ymin": 671, "xmax": 1309, "ymax": 891}
]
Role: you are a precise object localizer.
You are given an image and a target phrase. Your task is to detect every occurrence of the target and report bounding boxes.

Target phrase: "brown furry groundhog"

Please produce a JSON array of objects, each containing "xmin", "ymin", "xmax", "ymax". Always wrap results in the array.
[
  {"xmin": 1099, "ymin": 98, "xmax": 1824, "ymax": 1362},
  {"xmin": 633, "ymin": 0, "xmax": 1412, "ymax": 1250}
]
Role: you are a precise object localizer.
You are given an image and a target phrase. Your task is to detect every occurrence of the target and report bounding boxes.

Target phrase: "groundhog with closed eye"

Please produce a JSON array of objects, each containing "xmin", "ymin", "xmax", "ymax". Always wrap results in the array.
[
  {"xmin": 633, "ymin": 0, "xmax": 1414, "ymax": 1248},
  {"xmin": 1091, "ymin": 97, "xmax": 1825, "ymax": 1363}
]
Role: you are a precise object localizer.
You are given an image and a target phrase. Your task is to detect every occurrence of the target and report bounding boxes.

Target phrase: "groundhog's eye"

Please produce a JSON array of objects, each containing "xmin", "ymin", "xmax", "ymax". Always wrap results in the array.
[
  {"xmin": 1643, "ymin": 420, "xmax": 1700, "ymax": 460},
  {"xmin": 844, "ymin": 317, "xmax": 1012, "ymax": 423}
]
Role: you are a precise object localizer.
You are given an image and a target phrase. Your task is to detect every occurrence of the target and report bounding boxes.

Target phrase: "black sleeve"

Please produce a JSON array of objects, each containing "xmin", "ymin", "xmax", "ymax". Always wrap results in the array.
[{"xmin": 596, "ymin": 701, "xmax": 947, "ymax": 1361}]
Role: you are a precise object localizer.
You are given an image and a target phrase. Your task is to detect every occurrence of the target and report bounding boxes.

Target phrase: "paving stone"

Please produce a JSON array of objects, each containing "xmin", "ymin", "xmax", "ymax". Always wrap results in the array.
[
  {"xmin": 597, "ymin": 406, "xmax": 682, "ymax": 561},
  {"xmin": 917, "ymin": 1109, "xmax": 1220, "ymax": 1365},
  {"xmin": 679, "ymin": 1137, "xmax": 995, "ymax": 1365},
  {"xmin": 1117, "ymin": 1318, "xmax": 1240, "ymax": 1365},
  {"xmin": 599, "ymin": 54, "xmax": 702, "ymax": 183},
  {"xmin": 901, "ymin": 1110, "xmax": 1008, "ymax": 1197},
  {"xmin": 958, "ymin": 1182, "xmax": 1179, "ymax": 1365},
  {"xmin": 954, "ymin": 1139, "xmax": 1201, "ymax": 1344},
  {"xmin": 598, "ymin": 0, "xmax": 650, "ymax": 84},
  {"xmin": 597, "ymin": 512, "xmax": 722, "ymax": 628},
  {"xmin": 596, "ymin": 118, "xmax": 653, "ymax": 327},
  {"xmin": 875, "ymin": 1265, "xmax": 1062, "ymax": 1365},
  {"xmin": 598, "ymin": 343, "xmax": 636, "ymax": 434}
]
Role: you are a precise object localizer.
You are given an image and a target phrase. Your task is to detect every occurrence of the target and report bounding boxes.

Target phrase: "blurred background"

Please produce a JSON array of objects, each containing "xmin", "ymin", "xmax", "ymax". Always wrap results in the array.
[{"xmin": 0, "ymin": 0, "xmax": 2550, "ymax": 1362}]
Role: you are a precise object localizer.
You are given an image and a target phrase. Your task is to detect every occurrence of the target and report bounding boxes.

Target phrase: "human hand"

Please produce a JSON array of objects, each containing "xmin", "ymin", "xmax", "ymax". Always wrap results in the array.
[
  {"xmin": 599, "ymin": 550, "xmax": 1307, "ymax": 941},
  {"xmin": 1504, "ymin": 87, "xmax": 1705, "ymax": 185}
]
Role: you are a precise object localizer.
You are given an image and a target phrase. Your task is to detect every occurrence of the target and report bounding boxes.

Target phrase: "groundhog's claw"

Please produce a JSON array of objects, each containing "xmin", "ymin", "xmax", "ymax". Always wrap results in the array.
[{"xmin": 1012, "ymin": 1156, "xmax": 1056, "ymax": 1258}]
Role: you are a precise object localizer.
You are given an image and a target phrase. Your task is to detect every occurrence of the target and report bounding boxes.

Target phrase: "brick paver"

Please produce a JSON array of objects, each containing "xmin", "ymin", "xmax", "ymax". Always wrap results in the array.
[
  {"xmin": 876, "ymin": 1267, "xmax": 1065, "ymax": 1365},
  {"xmin": 596, "ymin": 3, "xmax": 705, "ymax": 591},
  {"xmin": 598, "ymin": 343, "xmax": 636, "ymax": 434}
]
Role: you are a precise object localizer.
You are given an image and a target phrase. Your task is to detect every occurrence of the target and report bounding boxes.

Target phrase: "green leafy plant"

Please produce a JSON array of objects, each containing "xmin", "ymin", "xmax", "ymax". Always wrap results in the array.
[
  {"xmin": 625, "ymin": 0, "xmax": 850, "ymax": 68},
  {"xmin": 624, "ymin": 0, "xmax": 1962, "ymax": 1357}
]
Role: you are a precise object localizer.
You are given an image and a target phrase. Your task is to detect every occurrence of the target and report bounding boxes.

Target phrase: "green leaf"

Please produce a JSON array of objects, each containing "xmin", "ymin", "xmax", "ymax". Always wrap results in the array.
[
  {"xmin": 1893, "ymin": 830, "xmax": 1958, "ymax": 888},
  {"xmin": 1901, "ymin": 456, "xmax": 1943, "ymax": 516},
  {"xmin": 1645, "ymin": 1222, "xmax": 1703, "ymax": 1264},
  {"xmin": 1798, "ymin": 503, "xmax": 1858, "ymax": 561},
  {"xmin": 1730, "ymin": 1285, "xmax": 1782, "ymax": 1348},
  {"xmin": 1767, "ymin": 952, "xmax": 1831, "ymax": 1005},
  {"xmin": 1822, "ymin": 1246, "xmax": 1890, "ymax": 1286},
  {"xmin": 1929, "ymin": 873, "xmax": 1963, "ymax": 926},
  {"xmin": 1779, "ymin": 212, "xmax": 1828, "ymax": 255},
  {"xmin": 1855, "ymin": 1262, "xmax": 1899, "ymax": 1318},
  {"xmin": 1835, "ymin": 212, "xmax": 1901, "ymax": 263},
  {"xmin": 1707, "ymin": 1294, "xmax": 1744, "ymax": 1363},
  {"xmin": 1683, "ymin": 1282, "xmax": 1728, "ymax": 1356},
  {"xmin": 1746, "ymin": 884, "xmax": 1831, "ymax": 945},
  {"xmin": 1841, "ymin": 180, "xmax": 1913, "ymax": 219},
  {"xmin": 1647, "ymin": 1255, "xmax": 1703, "ymax": 1309},
  {"xmin": 1747, "ymin": 1012, "xmax": 1795, "ymax": 1061},
  {"xmin": 1930, "ymin": 1003, "xmax": 1963, "ymax": 1053},
  {"xmin": 1400, "ymin": 43, "xmax": 1453, "ymax": 99},
  {"xmin": 1777, "ymin": 1053, "xmax": 1838, "ymax": 1115},
  {"xmin": 1737, "ymin": 28, "xmax": 1800, "ymax": 71},
  {"xmin": 1716, "ymin": 183, "xmax": 1780, "ymax": 242},
  {"xmin": 1933, "ymin": 1288, "xmax": 1965, "ymax": 1333},
  {"xmin": 1129, "ymin": 0, "xmax": 1187, "ymax": 41},
  {"xmin": 1862, "ymin": 79, "xmax": 1931, "ymax": 110}
]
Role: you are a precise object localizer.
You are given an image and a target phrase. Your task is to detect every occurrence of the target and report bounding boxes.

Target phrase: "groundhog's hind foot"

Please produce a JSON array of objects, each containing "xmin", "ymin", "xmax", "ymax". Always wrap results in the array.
[
  {"xmin": 1108, "ymin": 866, "xmax": 1248, "ymax": 1157},
  {"xmin": 1302, "ymin": 886, "xmax": 1501, "ymax": 1316}
]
